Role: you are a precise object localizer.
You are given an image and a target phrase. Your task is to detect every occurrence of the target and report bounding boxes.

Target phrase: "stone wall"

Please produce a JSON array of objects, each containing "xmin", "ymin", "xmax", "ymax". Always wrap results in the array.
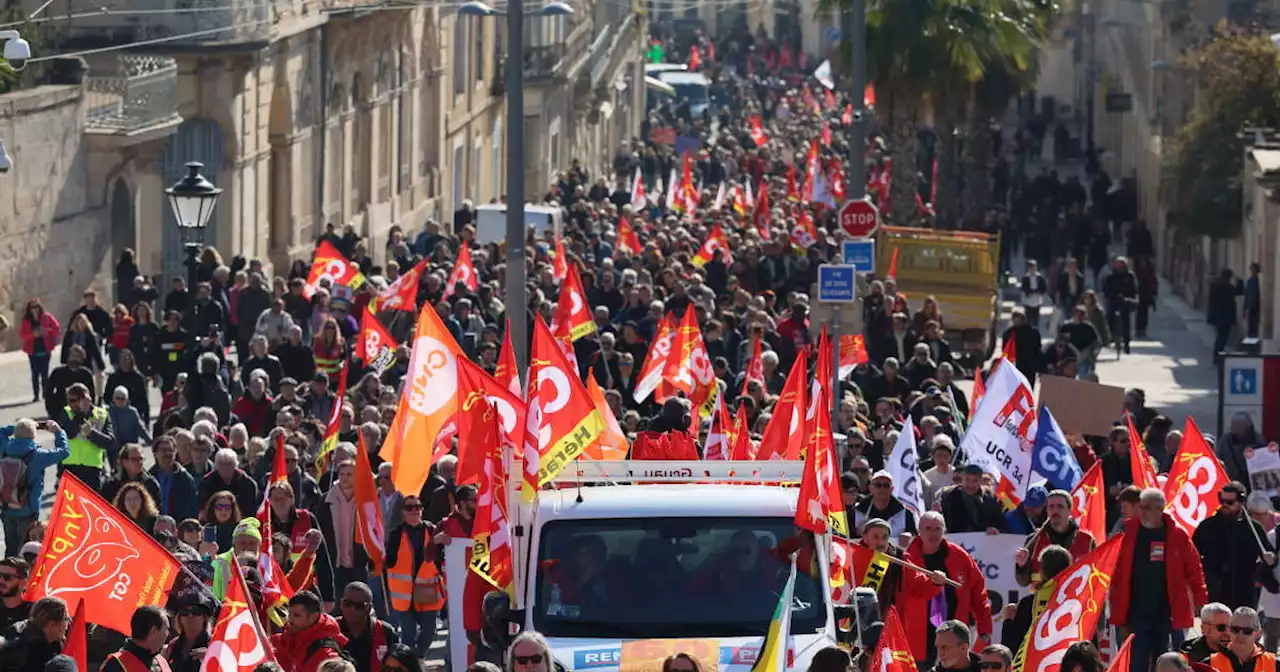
[{"xmin": 0, "ymin": 85, "xmax": 114, "ymax": 350}]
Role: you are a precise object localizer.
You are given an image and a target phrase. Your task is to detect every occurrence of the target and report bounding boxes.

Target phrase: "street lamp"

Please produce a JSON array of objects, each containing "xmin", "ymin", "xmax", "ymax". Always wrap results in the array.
[
  {"xmin": 456, "ymin": 0, "xmax": 574, "ymax": 379},
  {"xmin": 166, "ymin": 161, "xmax": 222, "ymax": 289}
]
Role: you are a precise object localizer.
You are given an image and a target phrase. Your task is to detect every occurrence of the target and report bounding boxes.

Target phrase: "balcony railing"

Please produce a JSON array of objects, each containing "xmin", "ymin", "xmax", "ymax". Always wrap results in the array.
[
  {"xmin": 60, "ymin": 0, "xmax": 275, "ymax": 47},
  {"xmin": 523, "ymin": 44, "xmax": 566, "ymax": 79},
  {"xmin": 84, "ymin": 55, "xmax": 182, "ymax": 133}
]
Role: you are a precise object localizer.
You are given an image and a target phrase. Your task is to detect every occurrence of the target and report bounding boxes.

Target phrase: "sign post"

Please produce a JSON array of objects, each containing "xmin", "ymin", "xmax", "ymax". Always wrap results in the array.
[
  {"xmin": 839, "ymin": 199, "xmax": 880, "ymax": 239},
  {"xmin": 818, "ymin": 264, "xmax": 858, "ymax": 427},
  {"xmin": 1219, "ymin": 353, "xmax": 1280, "ymax": 439}
]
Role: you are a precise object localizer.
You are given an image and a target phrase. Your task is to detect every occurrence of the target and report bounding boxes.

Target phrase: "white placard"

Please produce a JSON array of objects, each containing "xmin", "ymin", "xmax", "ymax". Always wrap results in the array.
[
  {"xmin": 947, "ymin": 532, "xmax": 1027, "ymax": 626},
  {"xmin": 1247, "ymin": 445, "xmax": 1280, "ymax": 498}
]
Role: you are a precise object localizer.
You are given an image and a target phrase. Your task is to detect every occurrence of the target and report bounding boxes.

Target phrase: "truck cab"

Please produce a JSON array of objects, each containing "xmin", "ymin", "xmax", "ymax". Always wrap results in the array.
[{"xmin": 444, "ymin": 461, "xmax": 841, "ymax": 672}]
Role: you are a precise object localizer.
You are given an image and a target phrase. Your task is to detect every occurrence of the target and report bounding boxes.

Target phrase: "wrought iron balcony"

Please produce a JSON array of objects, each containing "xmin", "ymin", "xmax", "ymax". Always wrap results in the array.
[{"xmin": 84, "ymin": 55, "xmax": 182, "ymax": 134}]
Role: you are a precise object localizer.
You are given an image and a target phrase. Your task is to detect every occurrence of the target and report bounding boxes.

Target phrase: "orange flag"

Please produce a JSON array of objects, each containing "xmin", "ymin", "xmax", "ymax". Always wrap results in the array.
[
  {"xmin": 1164, "ymin": 417, "xmax": 1230, "ymax": 534},
  {"xmin": 837, "ymin": 333, "xmax": 870, "ymax": 379},
  {"xmin": 523, "ymin": 316, "xmax": 606, "ymax": 501},
  {"xmin": 551, "ymin": 264, "xmax": 596, "ymax": 342},
  {"xmin": 585, "ymin": 376, "xmax": 629, "ymax": 460},
  {"xmin": 24, "ymin": 474, "xmax": 182, "ymax": 633},
  {"xmin": 64, "ymin": 600, "xmax": 88, "ymax": 672},
  {"xmin": 729, "ymin": 402, "xmax": 754, "ymax": 460},
  {"xmin": 551, "ymin": 235, "xmax": 569, "ymax": 281},
  {"xmin": 203, "ymin": 554, "xmax": 278, "ymax": 671},
  {"xmin": 456, "ymin": 356, "xmax": 527, "ymax": 487},
  {"xmin": 635, "ymin": 313, "xmax": 676, "ymax": 403},
  {"xmin": 970, "ymin": 362, "xmax": 990, "ymax": 423},
  {"xmin": 1126, "ymin": 413, "xmax": 1159, "ymax": 489},
  {"xmin": 256, "ymin": 432, "xmax": 287, "ymax": 558},
  {"xmin": 1105, "ymin": 635, "xmax": 1135, "ymax": 672},
  {"xmin": 871, "ymin": 608, "xmax": 919, "ymax": 672},
  {"xmin": 886, "ymin": 246, "xmax": 899, "ymax": 278},
  {"xmin": 692, "ymin": 224, "xmax": 731, "ymax": 268},
  {"xmin": 354, "ymin": 432, "xmax": 386, "ymax": 573},
  {"xmin": 383, "ymin": 306, "xmax": 465, "ymax": 495},
  {"xmin": 758, "ymin": 354, "xmax": 807, "ymax": 460},
  {"xmin": 1071, "ymin": 461, "xmax": 1108, "ymax": 544},
  {"xmin": 1001, "ymin": 334, "xmax": 1018, "ymax": 364},
  {"xmin": 1022, "ymin": 536, "xmax": 1123, "ymax": 672}
]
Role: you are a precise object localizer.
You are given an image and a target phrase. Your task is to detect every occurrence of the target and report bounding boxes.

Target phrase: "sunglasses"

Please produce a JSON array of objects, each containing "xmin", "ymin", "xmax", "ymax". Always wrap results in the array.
[
  {"xmin": 515, "ymin": 654, "xmax": 545, "ymax": 665},
  {"xmin": 179, "ymin": 608, "xmax": 205, "ymax": 617},
  {"xmin": 980, "ymin": 663, "xmax": 1006, "ymax": 670},
  {"xmin": 1223, "ymin": 498, "xmax": 1241, "ymax": 506},
  {"xmin": 1231, "ymin": 626, "xmax": 1256, "ymax": 635},
  {"xmin": 404, "ymin": 504, "xmax": 423, "ymax": 511},
  {"xmin": 215, "ymin": 503, "xmax": 234, "ymax": 510},
  {"xmin": 342, "ymin": 599, "xmax": 371, "ymax": 609},
  {"xmin": 0, "ymin": 572, "xmax": 20, "ymax": 581}
]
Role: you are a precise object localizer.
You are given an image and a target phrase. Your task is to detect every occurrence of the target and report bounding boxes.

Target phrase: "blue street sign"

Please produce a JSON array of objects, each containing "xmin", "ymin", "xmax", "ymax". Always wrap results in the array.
[
  {"xmin": 825, "ymin": 26, "xmax": 842, "ymax": 44},
  {"xmin": 841, "ymin": 239, "xmax": 875, "ymax": 270},
  {"xmin": 1230, "ymin": 367, "xmax": 1258, "ymax": 396},
  {"xmin": 817, "ymin": 264, "xmax": 858, "ymax": 303}
]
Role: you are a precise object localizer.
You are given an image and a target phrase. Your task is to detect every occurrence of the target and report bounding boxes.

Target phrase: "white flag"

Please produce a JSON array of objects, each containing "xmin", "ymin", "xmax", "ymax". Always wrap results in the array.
[
  {"xmin": 888, "ymin": 414, "xmax": 924, "ymax": 516},
  {"xmin": 959, "ymin": 361, "xmax": 1037, "ymax": 503}
]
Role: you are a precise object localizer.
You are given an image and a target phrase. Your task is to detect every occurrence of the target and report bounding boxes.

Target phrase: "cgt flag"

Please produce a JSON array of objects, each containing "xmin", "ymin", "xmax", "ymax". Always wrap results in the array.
[
  {"xmin": 871, "ymin": 608, "xmax": 918, "ymax": 672},
  {"xmin": 25, "ymin": 473, "xmax": 182, "ymax": 634},
  {"xmin": 1014, "ymin": 535, "xmax": 1123, "ymax": 672}
]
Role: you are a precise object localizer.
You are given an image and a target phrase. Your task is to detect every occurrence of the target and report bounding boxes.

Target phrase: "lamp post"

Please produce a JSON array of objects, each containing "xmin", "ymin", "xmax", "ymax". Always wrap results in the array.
[
  {"xmin": 456, "ymin": 0, "xmax": 574, "ymax": 378},
  {"xmin": 166, "ymin": 161, "xmax": 222, "ymax": 289}
]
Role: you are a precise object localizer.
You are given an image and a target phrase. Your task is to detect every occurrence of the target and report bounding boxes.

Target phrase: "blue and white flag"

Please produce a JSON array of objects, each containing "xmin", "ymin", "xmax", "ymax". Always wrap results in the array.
[{"xmin": 1031, "ymin": 405, "xmax": 1083, "ymax": 491}]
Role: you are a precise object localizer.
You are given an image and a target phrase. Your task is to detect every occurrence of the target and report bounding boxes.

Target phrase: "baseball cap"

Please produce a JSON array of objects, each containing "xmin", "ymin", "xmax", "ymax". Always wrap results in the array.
[
  {"xmin": 870, "ymin": 469, "xmax": 893, "ymax": 484},
  {"xmin": 1024, "ymin": 485, "xmax": 1048, "ymax": 508}
]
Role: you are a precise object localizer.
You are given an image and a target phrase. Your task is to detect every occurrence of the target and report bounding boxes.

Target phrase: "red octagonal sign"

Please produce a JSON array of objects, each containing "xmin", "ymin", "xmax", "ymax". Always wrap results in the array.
[{"xmin": 840, "ymin": 199, "xmax": 880, "ymax": 238}]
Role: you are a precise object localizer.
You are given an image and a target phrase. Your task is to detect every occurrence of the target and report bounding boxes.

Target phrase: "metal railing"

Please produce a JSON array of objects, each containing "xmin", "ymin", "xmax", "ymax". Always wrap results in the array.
[{"xmin": 84, "ymin": 55, "xmax": 182, "ymax": 133}]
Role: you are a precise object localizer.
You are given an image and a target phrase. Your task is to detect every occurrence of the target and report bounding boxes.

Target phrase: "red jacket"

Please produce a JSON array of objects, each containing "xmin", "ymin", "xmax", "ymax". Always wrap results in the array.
[
  {"xmin": 19, "ymin": 313, "xmax": 60, "ymax": 354},
  {"xmin": 1109, "ymin": 512, "xmax": 1207, "ymax": 629},
  {"xmin": 270, "ymin": 612, "xmax": 348, "ymax": 672},
  {"xmin": 901, "ymin": 537, "xmax": 994, "ymax": 661}
]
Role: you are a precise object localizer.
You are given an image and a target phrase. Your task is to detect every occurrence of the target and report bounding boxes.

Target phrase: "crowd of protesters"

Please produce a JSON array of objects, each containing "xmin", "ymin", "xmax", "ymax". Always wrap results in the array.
[{"xmin": 0, "ymin": 20, "xmax": 1274, "ymax": 672}]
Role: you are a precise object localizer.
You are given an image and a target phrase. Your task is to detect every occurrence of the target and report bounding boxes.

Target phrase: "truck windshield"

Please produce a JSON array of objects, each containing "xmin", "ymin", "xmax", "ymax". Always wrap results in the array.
[
  {"xmin": 533, "ymin": 517, "xmax": 826, "ymax": 639},
  {"xmin": 668, "ymin": 83, "xmax": 709, "ymax": 108}
]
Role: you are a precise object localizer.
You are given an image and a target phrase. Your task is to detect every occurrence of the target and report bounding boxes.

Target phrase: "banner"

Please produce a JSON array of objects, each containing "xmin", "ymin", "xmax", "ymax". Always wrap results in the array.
[
  {"xmin": 948, "ymin": 533, "xmax": 1027, "ymax": 625},
  {"xmin": 25, "ymin": 474, "xmax": 181, "ymax": 634},
  {"xmin": 1247, "ymin": 444, "xmax": 1280, "ymax": 498}
]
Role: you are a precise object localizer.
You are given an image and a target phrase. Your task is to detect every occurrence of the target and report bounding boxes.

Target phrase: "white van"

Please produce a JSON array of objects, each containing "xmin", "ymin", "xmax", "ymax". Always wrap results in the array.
[
  {"xmin": 445, "ymin": 461, "xmax": 846, "ymax": 672},
  {"xmin": 656, "ymin": 71, "xmax": 712, "ymax": 116},
  {"xmin": 473, "ymin": 203, "xmax": 561, "ymax": 245}
]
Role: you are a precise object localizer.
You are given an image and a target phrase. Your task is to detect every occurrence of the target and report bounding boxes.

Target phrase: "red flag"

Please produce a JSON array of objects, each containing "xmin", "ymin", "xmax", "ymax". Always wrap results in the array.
[
  {"xmin": 748, "ymin": 116, "xmax": 769, "ymax": 147},
  {"xmin": 842, "ymin": 104, "xmax": 853, "ymax": 125},
  {"xmin": 1163, "ymin": 417, "xmax": 1229, "ymax": 534},
  {"xmin": 24, "ymin": 474, "xmax": 182, "ymax": 633},
  {"xmin": 495, "ymin": 324, "xmax": 521, "ymax": 397},
  {"xmin": 523, "ymin": 316, "xmax": 606, "ymax": 501},
  {"xmin": 551, "ymin": 236, "xmax": 569, "ymax": 281},
  {"xmin": 786, "ymin": 164, "xmax": 801, "ymax": 202},
  {"xmin": 796, "ymin": 333, "xmax": 846, "ymax": 536},
  {"xmin": 729, "ymin": 402, "xmax": 754, "ymax": 460},
  {"xmin": 473, "ymin": 400, "xmax": 515, "ymax": 591},
  {"xmin": 1105, "ymin": 635, "xmax": 1135, "ymax": 672},
  {"xmin": 64, "ymin": 600, "xmax": 88, "ymax": 672},
  {"xmin": 443, "ymin": 244, "xmax": 480, "ymax": 299},
  {"xmin": 757, "ymin": 356, "xmax": 807, "ymax": 460},
  {"xmin": 551, "ymin": 264, "xmax": 596, "ymax": 342},
  {"xmin": 742, "ymin": 337, "xmax": 764, "ymax": 395},
  {"xmin": 688, "ymin": 45, "xmax": 702, "ymax": 71},
  {"xmin": 1021, "ymin": 536, "xmax": 1124, "ymax": 672},
  {"xmin": 371, "ymin": 258, "xmax": 426, "ymax": 312},
  {"xmin": 692, "ymin": 224, "xmax": 731, "ymax": 268},
  {"xmin": 837, "ymin": 334, "xmax": 870, "ymax": 379},
  {"xmin": 871, "ymin": 608, "xmax": 919, "ymax": 672},
  {"xmin": 316, "ymin": 360, "xmax": 349, "ymax": 475},
  {"xmin": 204, "ymin": 555, "xmax": 278, "ymax": 671},
  {"xmin": 887, "ymin": 246, "xmax": 900, "ymax": 278},
  {"xmin": 635, "ymin": 313, "xmax": 676, "ymax": 403},
  {"xmin": 753, "ymin": 186, "xmax": 771, "ymax": 239},
  {"xmin": 354, "ymin": 431, "xmax": 386, "ymax": 572},
  {"xmin": 1070, "ymin": 462, "xmax": 1108, "ymax": 562},
  {"xmin": 1126, "ymin": 413, "xmax": 1159, "ymax": 489},
  {"xmin": 305, "ymin": 240, "xmax": 367, "ymax": 298},
  {"xmin": 704, "ymin": 392, "xmax": 732, "ymax": 461},
  {"xmin": 456, "ymin": 356, "xmax": 527, "ymax": 485},
  {"xmin": 256, "ymin": 432, "xmax": 288, "ymax": 558},
  {"xmin": 617, "ymin": 217, "xmax": 642, "ymax": 255},
  {"xmin": 357, "ymin": 307, "xmax": 399, "ymax": 374}
]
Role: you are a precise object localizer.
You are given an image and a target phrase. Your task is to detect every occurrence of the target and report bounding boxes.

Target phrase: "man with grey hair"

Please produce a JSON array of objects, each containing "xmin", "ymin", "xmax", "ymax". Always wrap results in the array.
[
  {"xmin": 931, "ymin": 620, "xmax": 978, "ymax": 672},
  {"xmin": 1181, "ymin": 602, "xmax": 1233, "ymax": 663},
  {"xmin": 910, "ymin": 511, "xmax": 992, "ymax": 665},
  {"xmin": 1111, "ymin": 487, "xmax": 1208, "ymax": 672},
  {"xmin": 1154, "ymin": 652, "xmax": 1192, "ymax": 672},
  {"xmin": 1207, "ymin": 606, "xmax": 1275, "ymax": 671},
  {"xmin": 0, "ymin": 418, "xmax": 67, "ymax": 555},
  {"xmin": 197, "ymin": 447, "xmax": 259, "ymax": 515}
]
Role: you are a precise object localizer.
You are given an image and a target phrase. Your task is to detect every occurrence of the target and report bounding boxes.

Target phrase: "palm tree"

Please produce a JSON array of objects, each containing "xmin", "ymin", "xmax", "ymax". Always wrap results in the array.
[{"xmin": 822, "ymin": 0, "xmax": 1048, "ymax": 225}]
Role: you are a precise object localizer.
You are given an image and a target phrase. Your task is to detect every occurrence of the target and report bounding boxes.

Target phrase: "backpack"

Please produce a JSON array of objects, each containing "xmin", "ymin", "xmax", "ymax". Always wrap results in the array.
[{"xmin": 0, "ymin": 449, "xmax": 34, "ymax": 510}]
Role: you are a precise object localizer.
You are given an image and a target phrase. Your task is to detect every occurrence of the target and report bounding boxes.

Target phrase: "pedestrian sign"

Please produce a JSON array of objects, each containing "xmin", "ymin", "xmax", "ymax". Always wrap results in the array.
[
  {"xmin": 817, "ymin": 264, "xmax": 858, "ymax": 303},
  {"xmin": 1231, "ymin": 367, "xmax": 1258, "ymax": 396}
]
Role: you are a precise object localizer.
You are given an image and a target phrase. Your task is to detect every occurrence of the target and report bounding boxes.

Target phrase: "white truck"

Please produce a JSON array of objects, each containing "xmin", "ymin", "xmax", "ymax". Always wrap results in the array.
[{"xmin": 444, "ymin": 461, "xmax": 850, "ymax": 672}]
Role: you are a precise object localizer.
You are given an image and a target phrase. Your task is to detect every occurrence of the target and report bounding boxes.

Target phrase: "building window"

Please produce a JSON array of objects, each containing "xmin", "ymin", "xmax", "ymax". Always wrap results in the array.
[
  {"xmin": 472, "ymin": 138, "xmax": 483, "ymax": 200},
  {"xmin": 492, "ymin": 118, "xmax": 502, "ymax": 196},
  {"xmin": 420, "ymin": 75, "xmax": 433, "ymax": 178},
  {"xmin": 397, "ymin": 52, "xmax": 409, "ymax": 194},
  {"xmin": 473, "ymin": 18, "xmax": 485, "ymax": 82},
  {"xmin": 452, "ymin": 140, "xmax": 465, "ymax": 215},
  {"xmin": 453, "ymin": 17, "xmax": 467, "ymax": 96},
  {"xmin": 523, "ymin": 117, "xmax": 540, "ymax": 173}
]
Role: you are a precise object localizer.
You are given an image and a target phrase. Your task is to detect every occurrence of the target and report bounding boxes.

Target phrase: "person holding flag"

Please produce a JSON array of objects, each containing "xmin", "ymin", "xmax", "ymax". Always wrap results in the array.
[
  {"xmin": 1193, "ymin": 481, "xmax": 1278, "ymax": 610},
  {"xmin": 1013, "ymin": 488, "xmax": 1097, "ymax": 588},
  {"xmin": 903, "ymin": 511, "xmax": 993, "ymax": 666}
]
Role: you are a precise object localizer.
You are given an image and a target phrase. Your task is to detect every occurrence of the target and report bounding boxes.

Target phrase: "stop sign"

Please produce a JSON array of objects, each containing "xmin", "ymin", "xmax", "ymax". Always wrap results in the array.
[{"xmin": 840, "ymin": 199, "xmax": 880, "ymax": 238}]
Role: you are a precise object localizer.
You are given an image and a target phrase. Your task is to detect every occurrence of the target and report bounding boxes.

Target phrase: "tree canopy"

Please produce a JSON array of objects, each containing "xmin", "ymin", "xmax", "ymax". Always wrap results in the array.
[{"xmin": 1164, "ymin": 25, "xmax": 1280, "ymax": 238}]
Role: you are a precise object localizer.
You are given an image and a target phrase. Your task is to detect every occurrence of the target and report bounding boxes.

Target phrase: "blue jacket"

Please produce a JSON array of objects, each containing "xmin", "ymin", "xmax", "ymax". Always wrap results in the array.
[
  {"xmin": 148, "ymin": 463, "xmax": 198, "ymax": 522},
  {"xmin": 0, "ymin": 425, "xmax": 70, "ymax": 517}
]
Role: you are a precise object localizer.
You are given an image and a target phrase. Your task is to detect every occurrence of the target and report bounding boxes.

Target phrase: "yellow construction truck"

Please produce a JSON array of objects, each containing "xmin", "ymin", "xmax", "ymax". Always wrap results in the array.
[{"xmin": 874, "ymin": 225, "xmax": 1001, "ymax": 376}]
